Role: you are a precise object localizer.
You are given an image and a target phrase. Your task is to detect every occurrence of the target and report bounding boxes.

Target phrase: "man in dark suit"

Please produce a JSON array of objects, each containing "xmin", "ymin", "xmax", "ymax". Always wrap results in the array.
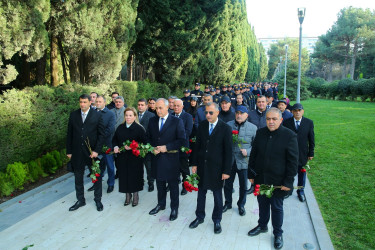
[
  {"xmin": 66, "ymin": 94, "xmax": 105, "ymax": 212},
  {"xmin": 247, "ymin": 108, "xmax": 298, "ymax": 249},
  {"xmin": 189, "ymin": 102, "xmax": 232, "ymax": 234},
  {"xmin": 106, "ymin": 92, "xmax": 119, "ymax": 110},
  {"xmin": 87, "ymin": 95, "xmax": 116, "ymax": 193},
  {"xmin": 147, "ymin": 98, "xmax": 186, "ymax": 221},
  {"xmin": 137, "ymin": 98, "xmax": 156, "ymax": 192},
  {"xmin": 173, "ymin": 99, "xmax": 193, "ymax": 195},
  {"xmin": 283, "ymin": 103, "xmax": 315, "ymax": 202}
]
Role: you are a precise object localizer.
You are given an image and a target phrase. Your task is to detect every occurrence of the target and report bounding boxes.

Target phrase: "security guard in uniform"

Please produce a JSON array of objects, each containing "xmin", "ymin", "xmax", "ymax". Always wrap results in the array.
[
  {"xmin": 191, "ymin": 83, "xmax": 204, "ymax": 103},
  {"xmin": 181, "ymin": 89, "xmax": 191, "ymax": 111}
]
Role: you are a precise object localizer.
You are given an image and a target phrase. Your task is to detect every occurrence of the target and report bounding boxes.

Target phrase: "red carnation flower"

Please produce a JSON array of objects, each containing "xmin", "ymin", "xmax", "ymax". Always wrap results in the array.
[
  {"xmin": 189, "ymin": 139, "xmax": 193, "ymax": 143},
  {"xmin": 95, "ymin": 173, "xmax": 100, "ymax": 177},
  {"xmin": 132, "ymin": 149, "xmax": 140, "ymax": 157},
  {"xmin": 188, "ymin": 149, "xmax": 192, "ymax": 154},
  {"xmin": 232, "ymin": 130, "xmax": 239, "ymax": 135},
  {"xmin": 130, "ymin": 140, "xmax": 139, "ymax": 150},
  {"xmin": 301, "ymin": 168, "xmax": 307, "ymax": 173},
  {"xmin": 257, "ymin": 94, "xmax": 260, "ymax": 96}
]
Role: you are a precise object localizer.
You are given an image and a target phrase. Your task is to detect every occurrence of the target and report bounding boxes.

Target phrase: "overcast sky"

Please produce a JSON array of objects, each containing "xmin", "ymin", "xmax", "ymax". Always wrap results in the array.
[{"xmin": 246, "ymin": 0, "xmax": 375, "ymax": 38}]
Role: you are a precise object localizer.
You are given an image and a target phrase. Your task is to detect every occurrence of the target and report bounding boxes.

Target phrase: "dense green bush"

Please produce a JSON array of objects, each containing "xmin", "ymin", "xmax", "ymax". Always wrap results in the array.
[
  {"xmin": 0, "ymin": 81, "xmax": 172, "ymax": 170},
  {"xmin": 0, "ymin": 172, "xmax": 14, "ymax": 196},
  {"xmin": 338, "ymin": 78, "xmax": 354, "ymax": 100},
  {"xmin": 40, "ymin": 153, "xmax": 58, "ymax": 174},
  {"xmin": 27, "ymin": 160, "xmax": 45, "ymax": 182},
  {"xmin": 307, "ymin": 77, "xmax": 326, "ymax": 98},
  {"xmin": 50, "ymin": 150, "xmax": 63, "ymax": 169},
  {"xmin": 6, "ymin": 162, "xmax": 28, "ymax": 190}
]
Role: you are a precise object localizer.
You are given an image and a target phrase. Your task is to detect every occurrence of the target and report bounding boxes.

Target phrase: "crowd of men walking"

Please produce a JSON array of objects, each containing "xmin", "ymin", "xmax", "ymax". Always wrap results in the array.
[{"xmin": 66, "ymin": 81, "xmax": 315, "ymax": 249}]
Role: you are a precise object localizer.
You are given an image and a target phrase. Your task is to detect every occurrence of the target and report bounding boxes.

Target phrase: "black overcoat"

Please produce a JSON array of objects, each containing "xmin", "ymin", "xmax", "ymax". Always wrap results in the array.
[
  {"xmin": 112, "ymin": 122, "xmax": 146, "ymax": 193},
  {"xmin": 66, "ymin": 108, "xmax": 104, "ymax": 169},
  {"xmin": 248, "ymin": 125, "xmax": 298, "ymax": 197},
  {"xmin": 146, "ymin": 115, "xmax": 186, "ymax": 181},
  {"xmin": 192, "ymin": 119, "xmax": 232, "ymax": 190},
  {"xmin": 283, "ymin": 117, "xmax": 315, "ymax": 166}
]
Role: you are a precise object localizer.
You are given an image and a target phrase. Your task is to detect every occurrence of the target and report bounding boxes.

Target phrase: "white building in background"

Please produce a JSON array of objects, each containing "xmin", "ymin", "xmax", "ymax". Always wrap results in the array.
[{"xmin": 258, "ymin": 37, "xmax": 318, "ymax": 55}]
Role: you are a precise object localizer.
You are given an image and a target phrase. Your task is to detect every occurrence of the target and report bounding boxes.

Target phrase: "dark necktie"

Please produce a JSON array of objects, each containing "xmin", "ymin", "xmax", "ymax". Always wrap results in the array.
[
  {"xmin": 296, "ymin": 120, "xmax": 300, "ymax": 131},
  {"xmin": 160, "ymin": 118, "xmax": 164, "ymax": 131}
]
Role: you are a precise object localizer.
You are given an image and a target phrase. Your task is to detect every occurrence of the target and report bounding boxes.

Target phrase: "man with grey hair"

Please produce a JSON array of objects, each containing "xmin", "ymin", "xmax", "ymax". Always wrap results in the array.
[
  {"xmin": 189, "ymin": 102, "xmax": 232, "ymax": 234},
  {"xmin": 113, "ymin": 96, "xmax": 126, "ymax": 130},
  {"xmin": 247, "ymin": 107, "xmax": 298, "ymax": 249},
  {"xmin": 147, "ymin": 98, "xmax": 186, "ymax": 221}
]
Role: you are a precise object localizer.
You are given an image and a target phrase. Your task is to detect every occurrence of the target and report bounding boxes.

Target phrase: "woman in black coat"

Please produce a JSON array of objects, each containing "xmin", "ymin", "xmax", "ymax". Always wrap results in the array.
[{"xmin": 113, "ymin": 107, "xmax": 146, "ymax": 206}]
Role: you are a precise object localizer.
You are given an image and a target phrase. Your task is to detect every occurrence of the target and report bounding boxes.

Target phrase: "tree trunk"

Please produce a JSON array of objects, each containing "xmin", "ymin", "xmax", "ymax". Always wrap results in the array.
[
  {"xmin": 342, "ymin": 43, "xmax": 350, "ymax": 79},
  {"xmin": 69, "ymin": 57, "xmax": 79, "ymax": 83},
  {"xmin": 328, "ymin": 63, "xmax": 333, "ymax": 82},
  {"xmin": 50, "ymin": 34, "xmax": 59, "ymax": 86},
  {"xmin": 36, "ymin": 53, "xmax": 46, "ymax": 85},
  {"xmin": 350, "ymin": 41, "xmax": 358, "ymax": 80},
  {"xmin": 79, "ymin": 50, "xmax": 85, "ymax": 84},
  {"xmin": 127, "ymin": 54, "xmax": 133, "ymax": 81},
  {"xmin": 17, "ymin": 55, "xmax": 30, "ymax": 88},
  {"xmin": 58, "ymin": 38, "xmax": 68, "ymax": 84}
]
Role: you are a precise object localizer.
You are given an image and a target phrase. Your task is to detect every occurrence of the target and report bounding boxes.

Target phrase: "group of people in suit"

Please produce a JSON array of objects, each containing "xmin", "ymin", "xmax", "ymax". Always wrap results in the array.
[{"xmin": 66, "ymin": 87, "xmax": 315, "ymax": 249}]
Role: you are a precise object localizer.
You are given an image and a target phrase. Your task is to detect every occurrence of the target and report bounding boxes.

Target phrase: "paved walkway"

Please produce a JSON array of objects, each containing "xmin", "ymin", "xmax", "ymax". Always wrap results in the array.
[{"xmin": 0, "ymin": 170, "xmax": 333, "ymax": 250}]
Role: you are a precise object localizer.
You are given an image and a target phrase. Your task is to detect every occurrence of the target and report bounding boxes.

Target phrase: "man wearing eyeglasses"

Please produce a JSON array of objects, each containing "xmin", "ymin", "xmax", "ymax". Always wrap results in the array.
[{"xmin": 189, "ymin": 102, "xmax": 232, "ymax": 234}]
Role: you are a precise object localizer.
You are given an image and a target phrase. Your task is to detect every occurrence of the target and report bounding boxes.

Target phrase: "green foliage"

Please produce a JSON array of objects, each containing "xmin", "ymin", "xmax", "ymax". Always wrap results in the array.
[
  {"xmin": 40, "ymin": 153, "xmax": 58, "ymax": 174},
  {"xmin": 0, "ymin": 172, "xmax": 14, "ymax": 196},
  {"xmin": 50, "ymin": 150, "xmax": 63, "ymax": 169},
  {"xmin": 27, "ymin": 160, "xmax": 45, "ymax": 183},
  {"xmin": 6, "ymin": 162, "xmax": 28, "ymax": 190},
  {"xmin": 307, "ymin": 77, "xmax": 326, "ymax": 97},
  {"xmin": 274, "ymin": 61, "xmax": 310, "ymax": 100},
  {"xmin": 305, "ymin": 99, "xmax": 375, "ymax": 249}
]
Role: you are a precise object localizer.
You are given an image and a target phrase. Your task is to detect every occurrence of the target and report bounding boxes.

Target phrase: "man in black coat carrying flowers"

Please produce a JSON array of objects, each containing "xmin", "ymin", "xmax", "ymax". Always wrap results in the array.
[{"xmin": 247, "ymin": 108, "xmax": 298, "ymax": 249}]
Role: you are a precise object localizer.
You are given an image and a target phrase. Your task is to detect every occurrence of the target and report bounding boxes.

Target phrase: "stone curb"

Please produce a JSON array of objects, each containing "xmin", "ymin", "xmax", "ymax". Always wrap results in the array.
[
  {"xmin": 305, "ymin": 177, "xmax": 335, "ymax": 250},
  {"xmin": 0, "ymin": 172, "xmax": 74, "ymax": 210}
]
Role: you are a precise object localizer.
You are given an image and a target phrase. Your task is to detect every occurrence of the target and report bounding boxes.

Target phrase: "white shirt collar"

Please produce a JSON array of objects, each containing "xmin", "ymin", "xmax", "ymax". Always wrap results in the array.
[
  {"xmin": 81, "ymin": 107, "xmax": 90, "ymax": 116},
  {"xmin": 209, "ymin": 118, "xmax": 219, "ymax": 128},
  {"xmin": 294, "ymin": 117, "xmax": 302, "ymax": 123}
]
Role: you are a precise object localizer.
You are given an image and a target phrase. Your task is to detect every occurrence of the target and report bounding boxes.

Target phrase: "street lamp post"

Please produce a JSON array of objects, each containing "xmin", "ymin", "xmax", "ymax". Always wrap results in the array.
[
  {"xmin": 297, "ymin": 7, "xmax": 305, "ymax": 103},
  {"xmin": 283, "ymin": 45, "xmax": 288, "ymax": 98}
]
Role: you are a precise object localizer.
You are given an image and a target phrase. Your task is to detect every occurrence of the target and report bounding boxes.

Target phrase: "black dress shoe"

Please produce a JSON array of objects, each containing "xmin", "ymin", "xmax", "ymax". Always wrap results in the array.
[
  {"xmin": 86, "ymin": 173, "xmax": 91, "ymax": 178},
  {"xmin": 169, "ymin": 209, "xmax": 178, "ymax": 221},
  {"xmin": 246, "ymin": 185, "xmax": 255, "ymax": 195},
  {"xmin": 284, "ymin": 194, "xmax": 290, "ymax": 199},
  {"xmin": 107, "ymin": 186, "xmax": 114, "ymax": 193},
  {"xmin": 222, "ymin": 203, "xmax": 232, "ymax": 213},
  {"xmin": 148, "ymin": 184, "xmax": 154, "ymax": 192},
  {"xmin": 238, "ymin": 206, "xmax": 246, "ymax": 216},
  {"xmin": 298, "ymin": 193, "xmax": 306, "ymax": 202},
  {"xmin": 214, "ymin": 222, "xmax": 222, "ymax": 234},
  {"xmin": 115, "ymin": 172, "xmax": 118, "ymax": 179},
  {"xmin": 69, "ymin": 201, "xmax": 86, "ymax": 211},
  {"xmin": 189, "ymin": 218, "xmax": 204, "ymax": 229},
  {"xmin": 248, "ymin": 225, "xmax": 268, "ymax": 236},
  {"xmin": 274, "ymin": 235, "xmax": 283, "ymax": 249},
  {"xmin": 166, "ymin": 185, "xmax": 170, "ymax": 192},
  {"xmin": 88, "ymin": 185, "xmax": 95, "ymax": 192},
  {"xmin": 149, "ymin": 205, "xmax": 165, "ymax": 215},
  {"xmin": 232, "ymin": 188, "xmax": 235, "ymax": 193},
  {"xmin": 95, "ymin": 200, "xmax": 103, "ymax": 211}
]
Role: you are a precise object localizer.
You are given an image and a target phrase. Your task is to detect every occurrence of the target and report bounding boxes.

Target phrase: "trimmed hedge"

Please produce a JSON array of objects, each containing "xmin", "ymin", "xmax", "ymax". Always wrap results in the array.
[
  {"xmin": 0, "ymin": 149, "xmax": 65, "ymax": 197},
  {"xmin": 0, "ymin": 80, "xmax": 173, "ymax": 170},
  {"xmin": 307, "ymin": 77, "xmax": 375, "ymax": 101}
]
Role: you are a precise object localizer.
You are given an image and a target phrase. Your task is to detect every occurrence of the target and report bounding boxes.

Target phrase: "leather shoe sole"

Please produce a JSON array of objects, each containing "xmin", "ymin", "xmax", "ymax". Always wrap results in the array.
[
  {"xmin": 181, "ymin": 189, "xmax": 187, "ymax": 195},
  {"xmin": 248, "ymin": 226, "xmax": 268, "ymax": 236},
  {"xmin": 148, "ymin": 185, "xmax": 154, "ymax": 192},
  {"xmin": 69, "ymin": 201, "xmax": 86, "ymax": 211},
  {"xmin": 189, "ymin": 218, "xmax": 204, "ymax": 229},
  {"xmin": 149, "ymin": 205, "xmax": 165, "ymax": 215},
  {"xmin": 87, "ymin": 185, "xmax": 95, "ymax": 192}
]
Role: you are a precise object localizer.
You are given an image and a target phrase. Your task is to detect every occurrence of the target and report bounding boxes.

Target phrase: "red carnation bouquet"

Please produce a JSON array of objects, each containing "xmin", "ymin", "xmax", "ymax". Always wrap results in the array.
[
  {"xmin": 85, "ymin": 138, "xmax": 101, "ymax": 183},
  {"xmin": 124, "ymin": 140, "xmax": 154, "ymax": 158},
  {"xmin": 253, "ymin": 184, "xmax": 302, "ymax": 198},
  {"xmin": 189, "ymin": 137, "xmax": 196, "ymax": 143},
  {"xmin": 181, "ymin": 146, "xmax": 192, "ymax": 155},
  {"xmin": 184, "ymin": 173, "xmax": 199, "ymax": 192},
  {"xmin": 301, "ymin": 161, "xmax": 310, "ymax": 173}
]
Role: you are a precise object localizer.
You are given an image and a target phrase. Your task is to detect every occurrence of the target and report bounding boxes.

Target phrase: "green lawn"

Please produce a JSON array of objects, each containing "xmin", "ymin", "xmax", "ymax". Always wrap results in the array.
[{"xmin": 301, "ymin": 99, "xmax": 375, "ymax": 250}]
